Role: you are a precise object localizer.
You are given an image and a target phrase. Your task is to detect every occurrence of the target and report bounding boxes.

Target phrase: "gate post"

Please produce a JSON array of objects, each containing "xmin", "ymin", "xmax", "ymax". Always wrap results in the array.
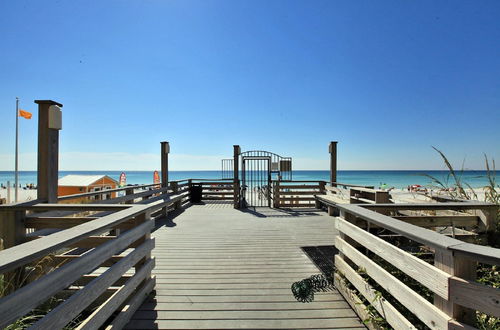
[
  {"xmin": 233, "ymin": 145, "xmax": 240, "ymax": 209},
  {"xmin": 35, "ymin": 100, "xmax": 63, "ymax": 203},
  {"xmin": 274, "ymin": 180, "xmax": 280, "ymax": 208},
  {"xmin": 329, "ymin": 141, "xmax": 338, "ymax": 187}
]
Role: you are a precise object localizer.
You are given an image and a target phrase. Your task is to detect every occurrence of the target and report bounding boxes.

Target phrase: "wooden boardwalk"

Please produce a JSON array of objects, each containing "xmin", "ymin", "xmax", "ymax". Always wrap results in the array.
[{"xmin": 126, "ymin": 203, "xmax": 364, "ymax": 329}]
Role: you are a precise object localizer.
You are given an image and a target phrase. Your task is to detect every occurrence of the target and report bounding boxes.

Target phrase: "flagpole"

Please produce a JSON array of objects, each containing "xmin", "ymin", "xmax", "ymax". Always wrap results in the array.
[{"xmin": 15, "ymin": 97, "xmax": 19, "ymax": 203}]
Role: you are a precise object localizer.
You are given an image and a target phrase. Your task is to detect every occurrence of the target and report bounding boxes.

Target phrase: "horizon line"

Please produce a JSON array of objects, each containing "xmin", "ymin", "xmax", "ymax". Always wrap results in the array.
[{"xmin": 0, "ymin": 169, "xmax": 493, "ymax": 172}]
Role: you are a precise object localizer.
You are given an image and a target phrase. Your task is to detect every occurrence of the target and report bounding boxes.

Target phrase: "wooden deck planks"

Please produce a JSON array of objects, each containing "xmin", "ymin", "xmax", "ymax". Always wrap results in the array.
[{"xmin": 126, "ymin": 205, "xmax": 365, "ymax": 329}]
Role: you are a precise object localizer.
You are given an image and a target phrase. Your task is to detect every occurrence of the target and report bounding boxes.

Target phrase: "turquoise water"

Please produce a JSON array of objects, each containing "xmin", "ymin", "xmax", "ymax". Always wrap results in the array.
[{"xmin": 0, "ymin": 170, "xmax": 494, "ymax": 189}]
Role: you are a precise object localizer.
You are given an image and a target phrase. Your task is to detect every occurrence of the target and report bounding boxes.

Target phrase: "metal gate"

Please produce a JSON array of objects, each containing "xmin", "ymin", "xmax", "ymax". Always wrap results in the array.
[
  {"xmin": 239, "ymin": 150, "xmax": 292, "ymax": 208},
  {"xmin": 241, "ymin": 156, "xmax": 271, "ymax": 207}
]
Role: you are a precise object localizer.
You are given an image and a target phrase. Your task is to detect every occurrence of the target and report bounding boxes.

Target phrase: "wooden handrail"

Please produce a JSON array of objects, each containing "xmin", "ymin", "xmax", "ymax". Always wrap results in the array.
[
  {"xmin": 0, "ymin": 204, "xmax": 148, "ymax": 274},
  {"xmin": 0, "ymin": 176, "xmax": 221, "ymax": 328},
  {"xmin": 331, "ymin": 182, "xmax": 375, "ymax": 189},
  {"xmin": 332, "ymin": 201, "xmax": 500, "ymax": 329},
  {"xmin": 448, "ymin": 242, "xmax": 500, "ymax": 266},
  {"xmin": 335, "ymin": 204, "xmax": 460, "ymax": 250},
  {"xmin": 362, "ymin": 201, "xmax": 494, "ymax": 210},
  {"xmin": 274, "ymin": 180, "xmax": 325, "ymax": 183},
  {"xmin": 57, "ymin": 183, "xmax": 166, "ymax": 201}
]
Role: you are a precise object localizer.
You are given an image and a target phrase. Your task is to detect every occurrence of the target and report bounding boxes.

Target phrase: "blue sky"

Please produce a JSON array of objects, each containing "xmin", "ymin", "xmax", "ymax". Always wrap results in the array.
[{"xmin": 0, "ymin": 0, "xmax": 499, "ymax": 170}]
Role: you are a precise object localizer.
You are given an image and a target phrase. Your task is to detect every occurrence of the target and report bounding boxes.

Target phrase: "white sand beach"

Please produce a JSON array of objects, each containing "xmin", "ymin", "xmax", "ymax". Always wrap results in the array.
[{"xmin": 0, "ymin": 188, "xmax": 37, "ymax": 204}]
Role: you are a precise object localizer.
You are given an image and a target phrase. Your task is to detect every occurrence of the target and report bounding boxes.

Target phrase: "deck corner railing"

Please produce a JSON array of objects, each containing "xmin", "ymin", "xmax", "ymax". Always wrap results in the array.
[
  {"xmin": 0, "ymin": 179, "xmax": 193, "ymax": 329},
  {"xmin": 331, "ymin": 201, "xmax": 499, "ymax": 330}
]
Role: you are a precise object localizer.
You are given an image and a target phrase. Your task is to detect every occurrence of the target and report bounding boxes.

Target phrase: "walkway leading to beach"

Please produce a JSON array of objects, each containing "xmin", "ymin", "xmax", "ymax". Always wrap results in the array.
[{"xmin": 125, "ymin": 203, "xmax": 364, "ymax": 329}]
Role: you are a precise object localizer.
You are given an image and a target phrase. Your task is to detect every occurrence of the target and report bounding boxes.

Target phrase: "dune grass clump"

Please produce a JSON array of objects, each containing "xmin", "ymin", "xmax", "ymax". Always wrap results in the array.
[{"xmin": 425, "ymin": 148, "xmax": 499, "ymax": 328}]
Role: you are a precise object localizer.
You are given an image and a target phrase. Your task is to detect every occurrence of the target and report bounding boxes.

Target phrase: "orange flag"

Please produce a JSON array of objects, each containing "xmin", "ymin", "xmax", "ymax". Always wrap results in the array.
[{"xmin": 19, "ymin": 109, "xmax": 32, "ymax": 119}]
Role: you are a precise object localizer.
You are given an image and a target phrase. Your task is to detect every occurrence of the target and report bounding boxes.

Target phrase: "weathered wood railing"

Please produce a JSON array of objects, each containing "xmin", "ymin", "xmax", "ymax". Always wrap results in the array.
[
  {"xmin": 315, "ymin": 183, "xmax": 381, "ymax": 214},
  {"xmin": 331, "ymin": 201, "xmax": 499, "ymax": 329},
  {"xmin": 58, "ymin": 181, "xmax": 190, "ymax": 208},
  {"xmin": 0, "ymin": 203, "xmax": 154, "ymax": 329},
  {"xmin": 349, "ymin": 187, "xmax": 391, "ymax": 204},
  {"xmin": 272, "ymin": 180, "xmax": 327, "ymax": 208},
  {"xmin": 0, "ymin": 179, "xmax": 194, "ymax": 328}
]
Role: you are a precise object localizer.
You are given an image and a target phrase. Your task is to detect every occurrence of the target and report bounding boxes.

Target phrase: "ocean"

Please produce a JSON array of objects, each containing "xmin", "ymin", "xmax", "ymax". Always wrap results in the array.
[{"xmin": 0, "ymin": 170, "xmax": 494, "ymax": 189}]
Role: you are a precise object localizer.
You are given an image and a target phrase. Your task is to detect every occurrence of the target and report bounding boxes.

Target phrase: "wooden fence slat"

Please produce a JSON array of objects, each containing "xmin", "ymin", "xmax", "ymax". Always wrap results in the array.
[
  {"xmin": 336, "ymin": 217, "xmax": 451, "ymax": 299},
  {"xmin": 56, "ymin": 184, "xmax": 162, "ymax": 201},
  {"xmin": 0, "ymin": 205, "xmax": 149, "ymax": 274},
  {"xmin": 362, "ymin": 202, "xmax": 494, "ymax": 211},
  {"xmin": 105, "ymin": 276, "xmax": 156, "ymax": 329},
  {"xmin": 196, "ymin": 182, "xmax": 234, "ymax": 186},
  {"xmin": 202, "ymin": 192, "xmax": 235, "ymax": 195},
  {"xmin": 392, "ymin": 216, "xmax": 479, "ymax": 228},
  {"xmin": 335, "ymin": 256, "xmax": 415, "ymax": 330},
  {"xmin": 278, "ymin": 203, "xmax": 316, "ymax": 208},
  {"xmin": 278, "ymin": 191, "xmax": 321, "ymax": 196},
  {"xmin": 0, "ymin": 219, "xmax": 153, "ymax": 328},
  {"xmin": 278, "ymin": 185, "xmax": 320, "ymax": 189},
  {"xmin": 335, "ymin": 204, "xmax": 460, "ymax": 250},
  {"xmin": 68, "ymin": 236, "xmax": 116, "ymax": 248},
  {"xmin": 450, "ymin": 277, "xmax": 500, "ymax": 318},
  {"xmin": 279, "ymin": 197, "xmax": 316, "ymax": 202},
  {"xmin": 4, "ymin": 204, "xmax": 130, "ymax": 211},
  {"xmin": 202, "ymin": 187, "xmax": 234, "ymax": 191},
  {"xmin": 76, "ymin": 258, "xmax": 155, "ymax": 330},
  {"xmin": 335, "ymin": 236, "xmax": 450, "ymax": 329},
  {"xmin": 25, "ymin": 217, "xmax": 101, "ymax": 229},
  {"xmin": 30, "ymin": 238, "xmax": 155, "ymax": 329}
]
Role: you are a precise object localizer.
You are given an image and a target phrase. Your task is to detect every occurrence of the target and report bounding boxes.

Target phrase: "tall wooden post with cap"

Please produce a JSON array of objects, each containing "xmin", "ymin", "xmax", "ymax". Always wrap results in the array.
[
  {"xmin": 233, "ymin": 145, "xmax": 240, "ymax": 209},
  {"xmin": 35, "ymin": 100, "xmax": 63, "ymax": 203},
  {"xmin": 329, "ymin": 141, "xmax": 337, "ymax": 187},
  {"xmin": 161, "ymin": 141, "xmax": 169, "ymax": 187},
  {"xmin": 160, "ymin": 141, "xmax": 170, "ymax": 216}
]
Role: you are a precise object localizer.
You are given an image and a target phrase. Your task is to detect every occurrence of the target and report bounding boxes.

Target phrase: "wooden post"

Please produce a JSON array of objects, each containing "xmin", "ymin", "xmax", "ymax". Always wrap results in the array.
[
  {"xmin": 233, "ymin": 145, "xmax": 240, "ymax": 209},
  {"xmin": 125, "ymin": 188, "xmax": 134, "ymax": 204},
  {"xmin": 434, "ymin": 249, "xmax": 477, "ymax": 325},
  {"xmin": 319, "ymin": 181, "xmax": 326, "ymax": 194},
  {"xmin": 0, "ymin": 210, "xmax": 25, "ymax": 249},
  {"xmin": 315, "ymin": 181, "xmax": 326, "ymax": 209},
  {"xmin": 275, "ymin": 180, "xmax": 280, "ymax": 208},
  {"xmin": 476, "ymin": 204, "xmax": 498, "ymax": 233},
  {"xmin": 7, "ymin": 181, "xmax": 11, "ymax": 204},
  {"xmin": 35, "ymin": 100, "xmax": 63, "ymax": 203},
  {"xmin": 160, "ymin": 142, "xmax": 170, "ymax": 217},
  {"xmin": 134, "ymin": 210, "xmax": 153, "ymax": 271},
  {"xmin": 160, "ymin": 141, "xmax": 169, "ymax": 188},
  {"xmin": 375, "ymin": 191, "xmax": 390, "ymax": 204},
  {"xmin": 171, "ymin": 181, "xmax": 180, "ymax": 210},
  {"xmin": 0, "ymin": 209, "xmax": 26, "ymax": 294},
  {"xmin": 329, "ymin": 141, "xmax": 338, "ymax": 187},
  {"xmin": 188, "ymin": 179, "xmax": 193, "ymax": 203}
]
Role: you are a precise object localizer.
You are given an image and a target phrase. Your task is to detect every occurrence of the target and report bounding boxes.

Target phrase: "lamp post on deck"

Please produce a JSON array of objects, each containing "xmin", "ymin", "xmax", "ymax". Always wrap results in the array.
[
  {"xmin": 160, "ymin": 141, "xmax": 169, "ymax": 187},
  {"xmin": 35, "ymin": 100, "xmax": 63, "ymax": 203},
  {"xmin": 329, "ymin": 141, "xmax": 337, "ymax": 187}
]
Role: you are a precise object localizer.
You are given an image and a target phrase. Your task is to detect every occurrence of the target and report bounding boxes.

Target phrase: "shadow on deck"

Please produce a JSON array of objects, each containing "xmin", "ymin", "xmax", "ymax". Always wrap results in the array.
[{"xmin": 126, "ymin": 204, "xmax": 364, "ymax": 330}]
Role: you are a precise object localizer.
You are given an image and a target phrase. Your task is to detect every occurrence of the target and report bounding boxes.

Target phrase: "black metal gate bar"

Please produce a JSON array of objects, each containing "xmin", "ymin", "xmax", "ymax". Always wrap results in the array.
[
  {"xmin": 221, "ymin": 159, "xmax": 233, "ymax": 179},
  {"xmin": 241, "ymin": 156, "xmax": 271, "ymax": 207}
]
